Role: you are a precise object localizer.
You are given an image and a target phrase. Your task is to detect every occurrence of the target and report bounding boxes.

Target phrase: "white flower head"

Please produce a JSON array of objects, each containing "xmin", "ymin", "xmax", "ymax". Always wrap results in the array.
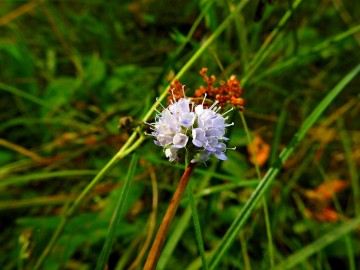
[{"xmin": 147, "ymin": 90, "xmax": 234, "ymax": 163}]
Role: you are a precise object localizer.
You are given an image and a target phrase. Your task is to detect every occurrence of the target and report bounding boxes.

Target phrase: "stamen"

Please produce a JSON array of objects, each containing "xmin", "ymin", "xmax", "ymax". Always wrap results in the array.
[
  {"xmin": 201, "ymin": 93, "xmax": 207, "ymax": 106},
  {"xmin": 215, "ymin": 106, "xmax": 221, "ymax": 113},
  {"xmin": 227, "ymin": 146, "xmax": 236, "ymax": 150},
  {"xmin": 182, "ymin": 85, "xmax": 186, "ymax": 98},
  {"xmin": 144, "ymin": 121, "xmax": 155, "ymax": 126},
  {"xmin": 156, "ymin": 97, "xmax": 166, "ymax": 109},
  {"xmin": 171, "ymin": 89, "xmax": 176, "ymax": 102},
  {"xmin": 222, "ymin": 107, "xmax": 234, "ymax": 116},
  {"xmin": 209, "ymin": 100, "xmax": 219, "ymax": 110}
]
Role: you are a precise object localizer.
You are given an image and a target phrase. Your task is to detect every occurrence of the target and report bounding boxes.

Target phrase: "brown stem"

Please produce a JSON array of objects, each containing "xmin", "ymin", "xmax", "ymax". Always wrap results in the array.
[{"xmin": 143, "ymin": 162, "xmax": 197, "ymax": 270}]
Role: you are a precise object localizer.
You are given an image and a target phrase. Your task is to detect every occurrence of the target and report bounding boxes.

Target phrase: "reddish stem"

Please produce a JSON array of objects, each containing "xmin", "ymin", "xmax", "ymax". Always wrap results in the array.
[{"xmin": 143, "ymin": 162, "xmax": 197, "ymax": 270}]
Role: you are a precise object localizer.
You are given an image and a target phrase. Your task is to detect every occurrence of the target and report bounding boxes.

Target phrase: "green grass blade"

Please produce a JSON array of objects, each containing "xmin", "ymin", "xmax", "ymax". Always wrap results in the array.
[
  {"xmin": 242, "ymin": 0, "xmax": 304, "ymax": 86},
  {"xmin": 96, "ymin": 152, "xmax": 139, "ymax": 270},
  {"xmin": 186, "ymin": 180, "xmax": 208, "ymax": 270},
  {"xmin": 257, "ymin": 24, "xmax": 360, "ymax": 81},
  {"xmin": 272, "ymin": 215, "xmax": 360, "ymax": 270},
  {"xmin": 338, "ymin": 118, "xmax": 360, "ymax": 216},
  {"xmin": 0, "ymin": 170, "xmax": 106, "ymax": 187},
  {"xmin": 207, "ymin": 63, "xmax": 360, "ymax": 269},
  {"xmin": 0, "ymin": 82, "xmax": 51, "ymax": 109},
  {"xmin": 240, "ymin": 111, "xmax": 274, "ymax": 267}
]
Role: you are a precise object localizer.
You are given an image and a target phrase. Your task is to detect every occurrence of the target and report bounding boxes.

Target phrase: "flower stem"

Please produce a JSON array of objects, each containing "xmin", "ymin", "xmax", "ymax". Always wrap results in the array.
[{"xmin": 143, "ymin": 162, "xmax": 196, "ymax": 270}]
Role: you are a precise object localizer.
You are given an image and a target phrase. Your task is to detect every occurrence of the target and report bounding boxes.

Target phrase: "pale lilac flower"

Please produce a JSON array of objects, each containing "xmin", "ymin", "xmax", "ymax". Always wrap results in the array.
[
  {"xmin": 165, "ymin": 148, "xmax": 179, "ymax": 162},
  {"xmin": 147, "ymin": 92, "xmax": 234, "ymax": 163}
]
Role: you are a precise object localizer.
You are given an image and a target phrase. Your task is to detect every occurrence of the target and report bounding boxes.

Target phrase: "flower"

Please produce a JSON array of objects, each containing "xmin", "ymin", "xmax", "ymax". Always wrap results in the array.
[{"xmin": 147, "ymin": 92, "xmax": 234, "ymax": 163}]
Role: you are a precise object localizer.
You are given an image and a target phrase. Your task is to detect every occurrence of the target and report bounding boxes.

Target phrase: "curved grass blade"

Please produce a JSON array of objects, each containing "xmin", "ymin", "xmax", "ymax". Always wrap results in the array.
[
  {"xmin": 207, "ymin": 63, "xmax": 360, "ymax": 269},
  {"xmin": 186, "ymin": 179, "xmax": 208, "ymax": 270},
  {"xmin": 0, "ymin": 82, "xmax": 51, "ymax": 109},
  {"xmin": 96, "ymin": 152, "xmax": 139, "ymax": 270}
]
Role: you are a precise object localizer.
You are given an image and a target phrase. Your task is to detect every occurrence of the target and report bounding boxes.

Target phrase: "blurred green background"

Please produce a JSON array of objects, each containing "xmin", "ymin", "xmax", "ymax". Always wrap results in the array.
[{"xmin": 0, "ymin": 0, "xmax": 359, "ymax": 269}]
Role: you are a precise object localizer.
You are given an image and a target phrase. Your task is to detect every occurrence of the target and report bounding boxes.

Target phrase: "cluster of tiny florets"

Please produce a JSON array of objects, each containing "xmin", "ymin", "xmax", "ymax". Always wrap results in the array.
[
  {"xmin": 194, "ymin": 68, "xmax": 245, "ymax": 110},
  {"xmin": 147, "ymin": 90, "xmax": 234, "ymax": 163}
]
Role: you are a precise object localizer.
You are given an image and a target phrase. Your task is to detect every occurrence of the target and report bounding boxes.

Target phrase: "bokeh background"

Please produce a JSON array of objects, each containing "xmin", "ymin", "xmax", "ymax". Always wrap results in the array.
[{"xmin": 1, "ymin": 0, "xmax": 360, "ymax": 269}]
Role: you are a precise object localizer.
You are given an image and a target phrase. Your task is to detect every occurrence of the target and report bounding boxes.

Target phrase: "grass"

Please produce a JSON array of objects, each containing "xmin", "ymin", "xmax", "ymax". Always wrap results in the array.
[{"xmin": 1, "ymin": 1, "xmax": 360, "ymax": 269}]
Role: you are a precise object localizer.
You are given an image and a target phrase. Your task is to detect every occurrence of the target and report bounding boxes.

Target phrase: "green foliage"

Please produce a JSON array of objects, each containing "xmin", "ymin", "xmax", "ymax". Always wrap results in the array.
[{"xmin": 1, "ymin": 0, "xmax": 360, "ymax": 270}]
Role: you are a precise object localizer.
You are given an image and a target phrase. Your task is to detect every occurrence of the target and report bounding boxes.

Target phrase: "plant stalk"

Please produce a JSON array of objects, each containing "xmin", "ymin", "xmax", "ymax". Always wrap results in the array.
[{"xmin": 143, "ymin": 162, "xmax": 197, "ymax": 270}]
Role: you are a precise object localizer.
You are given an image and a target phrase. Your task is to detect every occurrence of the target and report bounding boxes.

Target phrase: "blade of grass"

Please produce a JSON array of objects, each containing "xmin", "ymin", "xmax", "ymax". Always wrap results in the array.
[
  {"xmin": 234, "ymin": 10, "xmax": 249, "ymax": 73},
  {"xmin": 0, "ymin": 170, "xmax": 109, "ymax": 187},
  {"xmin": 187, "ymin": 180, "xmax": 259, "ymax": 201},
  {"xmin": 240, "ymin": 111, "xmax": 274, "ymax": 268},
  {"xmin": 0, "ymin": 117, "xmax": 93, "ymax": 132},
  {"xmin": 0, "ymin": 195, "xmax": 75, "ymax": 211},
  {"xmin": 186, "ymin": 179, "xmax": 208, "ymax": 270},
  {"xmin": 0, "ymin": 82, "xmax": 51, "ymax": 109},
  {"xmin": 257, "ymin": 24, "xmax": 360, "ymax": 81},
  {"xmin": 128, "ymin": 163, "xmax": 158, "ymax": 270},
  {"xmin": 207, "ymin": 63, "xmax": 360, "ymax": 269},
  {"xmin": 241, "ymin": 0, "xmax": 304, "ymax": 86},
  {"xmin": 272, "ymin": 215, "xmax": 360, "ymax": 270},
  {"xmin": 337, "ymin": 118, "xmax": 360, "ymax": 216},
  {"xmin": 96, "ymin": 152, "xmax": 139, "ymax": 270}
]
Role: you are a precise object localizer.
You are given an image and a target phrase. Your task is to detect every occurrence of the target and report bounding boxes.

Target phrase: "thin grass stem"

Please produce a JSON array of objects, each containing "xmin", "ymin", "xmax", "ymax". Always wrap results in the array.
[
  {"xmin": 242, "ymin": 0, "xmax": 304, "ymax": 86},
  {"xmin": 96, "ymin": 152, "xmax": 139, "ymax": 270},
  {"xmin": 337, "ymin": 118, "xmax": 360, "ymax": 216},
  {"xmin": 240, "ymin": 111, "xmax": 275, "ymax": 268},
  {"xmin": 186, "ymin": 179, "xmax": 208, "ymax": 270}
]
